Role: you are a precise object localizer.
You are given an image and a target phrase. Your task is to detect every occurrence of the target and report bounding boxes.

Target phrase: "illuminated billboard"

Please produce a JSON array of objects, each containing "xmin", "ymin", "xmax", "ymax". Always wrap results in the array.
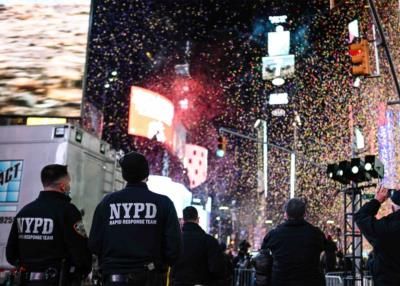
[
  {"xmin": 0, "ymin": 0, "xmax": 90, "ymax": 117},
  {"xmin": 128, "ymin": 86, "xmax": 175, "ymax": 146},
  {"xmin": 262, "ymin": 55, "xmax": 295, "ymax": 80},
  {"xmin": 184, "ymin": 144, "xmax": 208, "ymax": 189}
]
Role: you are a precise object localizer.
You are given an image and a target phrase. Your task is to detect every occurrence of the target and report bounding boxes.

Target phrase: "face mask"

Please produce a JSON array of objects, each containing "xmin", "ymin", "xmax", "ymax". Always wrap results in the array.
[{"xmin": 61, "ymin": 182, "xmax": 71, "ymax": 197}]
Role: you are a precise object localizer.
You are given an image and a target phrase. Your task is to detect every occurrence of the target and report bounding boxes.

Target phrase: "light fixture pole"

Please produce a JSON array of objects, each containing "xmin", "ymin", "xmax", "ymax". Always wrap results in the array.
[
  {"xmin": 255, "ymin": 119, "xmax": 268, "ymax": 198},
  {"xmin": 290, "ymin": 111, "xmax": 301, "ymax": 198}
]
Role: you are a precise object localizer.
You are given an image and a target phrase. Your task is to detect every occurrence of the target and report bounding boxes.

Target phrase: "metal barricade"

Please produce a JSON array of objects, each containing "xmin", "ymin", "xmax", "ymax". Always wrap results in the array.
[
  {"xmin": 231, "ymin": 269, "xmax": 373, "ymax": 286},
  {"xmin": 325, "ymin": 272, "xmax": 344, "ymax": 286},
  {"xmin": 232, "ymin": 268, "xmax": 255, "ymax": 286},
  {"xmin": 363, "ymin": 275, "xmax": 374, "ymax": 286},
  {"xmin": 325, "ymin": 272, "xmax": 374, "ymax": 286}
]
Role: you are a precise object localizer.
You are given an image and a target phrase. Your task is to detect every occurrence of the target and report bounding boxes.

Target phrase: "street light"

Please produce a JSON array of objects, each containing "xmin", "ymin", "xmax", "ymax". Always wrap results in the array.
[{"xmin": 254, "ymin": 119, "xmax": 268, "ymax": 198}]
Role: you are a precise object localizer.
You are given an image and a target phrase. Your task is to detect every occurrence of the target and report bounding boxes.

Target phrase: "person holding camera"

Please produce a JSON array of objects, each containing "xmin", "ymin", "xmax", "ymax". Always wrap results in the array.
[{"xmin": 354, "ymin": 186, "xmax": 400, "ymax": 286}]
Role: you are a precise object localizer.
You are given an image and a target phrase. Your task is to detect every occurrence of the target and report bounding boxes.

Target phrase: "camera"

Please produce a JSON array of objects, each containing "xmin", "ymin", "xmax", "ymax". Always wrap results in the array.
[{"xmin": 388, "ymin": 189, "xmax": 399, "ymax": 197}]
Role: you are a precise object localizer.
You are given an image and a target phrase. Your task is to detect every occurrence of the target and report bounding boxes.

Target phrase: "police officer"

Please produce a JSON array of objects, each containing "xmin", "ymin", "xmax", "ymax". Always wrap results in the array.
[
  {"xmin": 171, "ymin": 206, "xmax": 225, "ymax": 286},
  {"xmin": 6, "ymin": 164, "xmax": 92, "ymax": 285},
  {"xmin": 89, "ymin": 151, "xmax": 181, "ymax": 286}
]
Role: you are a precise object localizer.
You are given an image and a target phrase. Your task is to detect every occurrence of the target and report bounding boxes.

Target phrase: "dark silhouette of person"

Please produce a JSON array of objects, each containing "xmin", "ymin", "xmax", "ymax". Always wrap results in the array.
[
  {"xmin": 171, "ymin": 206, "xmax": 225, "ymax": 286},
  {"xmin": 261, "ymin": 198, "xmax": 326, "ymax": 286},
  {"xmin": 354, "ymin": 186, "xmax": 400, "ymax": 286},
  {"xmin": 321, "ymin": 235, "xmax": 337, "ymax": 272}
]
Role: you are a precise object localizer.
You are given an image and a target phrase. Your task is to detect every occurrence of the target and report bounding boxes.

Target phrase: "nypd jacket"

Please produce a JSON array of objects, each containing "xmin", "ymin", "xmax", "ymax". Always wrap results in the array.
[
  {"xmin": 88, "ymin": 182, "xmax": 181, "ymax": 274},
  {"xmin": 354, "ymin": 199, "xmax": 400, "ymax": 286},
  {"xmin": 6, "ymin": 191, "xmax": 92, "ymax": 275},
  {"xmin": 171, "ymin": 222, "xmax": 225, "ymax": 285}
]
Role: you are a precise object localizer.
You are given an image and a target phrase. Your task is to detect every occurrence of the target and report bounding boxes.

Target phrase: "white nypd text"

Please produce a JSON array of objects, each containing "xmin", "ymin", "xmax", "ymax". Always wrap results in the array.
[{"xmin": 109, "ymin": 203, "xmax": 157, "ymax": 225}]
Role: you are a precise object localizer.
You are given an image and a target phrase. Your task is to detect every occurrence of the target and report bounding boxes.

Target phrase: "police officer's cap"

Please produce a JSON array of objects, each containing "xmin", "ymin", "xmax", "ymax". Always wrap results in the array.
[{"xmin": 119, "ymin": 151, "xmax": 149, "ymax": 183}]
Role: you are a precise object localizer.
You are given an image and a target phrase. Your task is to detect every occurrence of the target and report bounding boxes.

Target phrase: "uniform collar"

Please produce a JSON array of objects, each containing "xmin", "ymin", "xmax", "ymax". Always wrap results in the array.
[
  {"xmin": 182, "ymin": 222, "xmax": 204, "ymax": 232},
  {"xmin": 284, "ymin": 218, "xmax": 306, "ymax": 226},
  {"xmin": 126, "ymin": 182, "xmax": 148, "ymax": 188},
  {"xmin": 39, "ymin": 190, "xmax": 71, "ymax": 202}
]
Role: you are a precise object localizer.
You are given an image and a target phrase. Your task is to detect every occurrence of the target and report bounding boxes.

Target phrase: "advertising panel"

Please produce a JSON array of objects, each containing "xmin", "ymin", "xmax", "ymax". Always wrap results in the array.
[
  {"xmin": 262, "ymin": 55, "xmax": 295, "ymax": 80},
  {"xmin": 0, "ymin": 160, "xmax": 23, "ymax": 211},
  {"xmin": 0, "ymin": 0, "xmax": 90, "ymax": 117},
  {"xmin": 184, "ymin": 144, "xmax": 208, "ymax": 189},
  {"xmin": 128, "ymin": 86, "xmax": 175, "ymax": 146}
]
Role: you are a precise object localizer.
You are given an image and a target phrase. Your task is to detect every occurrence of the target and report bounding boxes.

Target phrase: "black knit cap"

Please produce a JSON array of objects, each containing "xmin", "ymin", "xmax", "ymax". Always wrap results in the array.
[
  {"xmin": 391, "ymin": 190, "xmax": 400, "ymax": 206},
  {"xmin": 119, "ymin": 151, "xmax": 149, "ymax": 183}
]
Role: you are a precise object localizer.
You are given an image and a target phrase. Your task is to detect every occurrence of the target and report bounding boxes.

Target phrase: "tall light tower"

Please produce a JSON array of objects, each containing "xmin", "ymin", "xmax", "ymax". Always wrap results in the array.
[
  {"xmin": 290, "ymin": 111, "xmax": 301, "ymax": 198},
  {"xmin": 254, "ymin": 119, "xmax": 268, "ymax": 198}
]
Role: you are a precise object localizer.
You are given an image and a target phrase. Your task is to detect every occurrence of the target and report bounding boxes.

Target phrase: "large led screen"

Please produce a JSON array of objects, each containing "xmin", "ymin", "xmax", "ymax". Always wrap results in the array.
[
  {"xmin": 0, "ymin": 0, "xmax": 90, "ymax": 117},
  {"xmin": 128, "ymin": 86, "xmax": 175, "ymax": 146}
]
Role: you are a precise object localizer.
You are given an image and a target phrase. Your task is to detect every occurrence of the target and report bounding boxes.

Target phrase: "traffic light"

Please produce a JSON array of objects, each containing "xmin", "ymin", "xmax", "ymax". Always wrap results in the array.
[
  {"xmin": 216, "ymin": 136, "xmax": 227, "ymax": 157},
  {"xmin": 349, "ymin": 39, "xmax": 371, "ymax": 76}
]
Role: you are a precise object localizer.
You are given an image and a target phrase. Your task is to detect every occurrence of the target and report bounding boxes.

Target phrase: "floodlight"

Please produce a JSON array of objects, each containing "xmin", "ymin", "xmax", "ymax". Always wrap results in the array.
[
  {"xmin": 327, "ymin": 164, "xmax": 338, "ymax": 179},
  {"xmin": 327, "ymin": 162, "xmax": 351, "ymax": 184},
  {"xmin": 349, "ymin": 157, "xmax": 370, "ymax": 182},
  {"xmin": 365, "ymin": 155, "xmax": 384, "ymax": 179},
  {"xmin": 336, "ymin": 161, "xmax": 351, "ymax": 184}
]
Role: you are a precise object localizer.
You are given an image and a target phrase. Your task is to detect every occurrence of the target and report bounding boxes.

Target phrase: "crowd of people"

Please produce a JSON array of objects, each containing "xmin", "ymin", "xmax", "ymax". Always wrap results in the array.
[{"xmin": 5, "ymin": 151, "xmax": 400, "ymax": 286}]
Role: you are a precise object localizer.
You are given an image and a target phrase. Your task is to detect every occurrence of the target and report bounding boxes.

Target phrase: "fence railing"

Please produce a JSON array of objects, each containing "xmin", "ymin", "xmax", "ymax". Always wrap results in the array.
[
  {"xmin": 232, "ymin": 268, "xmax": 374, "ymax": 286},
  {"xmin": 325, "ymin": 272, "xmax": 374, "ymax": 286},
  {"xmin": 233, "ymin": 268, "xmax": 255, "ymax": 286}
]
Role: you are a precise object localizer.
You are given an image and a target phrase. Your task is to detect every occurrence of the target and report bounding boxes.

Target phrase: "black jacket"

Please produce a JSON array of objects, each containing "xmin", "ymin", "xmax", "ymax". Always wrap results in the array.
[
  {"xmin": 6, "ymin": 191, "xmax": 92, "ymax": 275},
  {"xmin": 252, "ymin": 249, "xmax": 273, "ymax": 286},
  {"xmin": 88, "ymin": 182, "xmax": 181, "ymax": 274},
  {"xmin": 261, "ymin": 219, "xmax": 326, "ymax": 286},
  {"xmin": 171, "ymin": 222, "xmax": 225, "ymax": 285},
  {"xmin": 354, "ymin": 199, "xmax": 400, "ymax": 286}
]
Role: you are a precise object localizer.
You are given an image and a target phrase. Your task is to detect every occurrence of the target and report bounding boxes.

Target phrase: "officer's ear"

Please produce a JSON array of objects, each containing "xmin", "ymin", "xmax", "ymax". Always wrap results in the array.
[
  {"xmin": 57, "ymin": 179, "xmax": 68, "ymax": 192},
  {"xmin": 58, "ymin": 182, "xmax": 66, "ymax": 192}
]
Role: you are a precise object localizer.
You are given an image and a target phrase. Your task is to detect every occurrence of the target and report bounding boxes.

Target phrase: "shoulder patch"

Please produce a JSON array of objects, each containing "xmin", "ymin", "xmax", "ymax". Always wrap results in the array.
[{"xmin": 73, "ymin": 220, "xmax": 87, "ymax": 237}]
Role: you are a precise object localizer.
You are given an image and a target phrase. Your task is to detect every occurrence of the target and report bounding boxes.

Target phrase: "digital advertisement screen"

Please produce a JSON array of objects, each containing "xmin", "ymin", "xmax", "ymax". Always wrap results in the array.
[
  {"xmin": 0, "ymin": 0, "xmax": 90, "ymax": 117},
  {"xmin": 128, "ymin": 86, "xmax": 175, "ymax": 146}
]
